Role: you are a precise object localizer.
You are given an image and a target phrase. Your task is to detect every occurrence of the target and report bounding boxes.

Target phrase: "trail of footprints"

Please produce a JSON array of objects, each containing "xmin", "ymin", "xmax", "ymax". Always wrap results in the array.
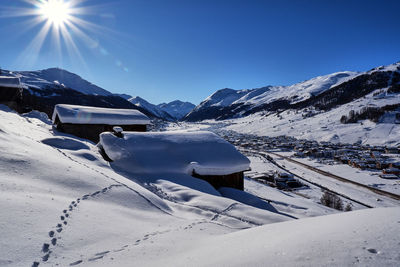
[
  {"xmin": 33, "ymin": 140, "xmax": 238, "ymax": 265},
  {"xmin": 67, "ymin": 229, "xmax": 174, "ymax": 266},
  {"xmin": 31, "ymin": 184, "xmax": 122, "ymax": 267}
]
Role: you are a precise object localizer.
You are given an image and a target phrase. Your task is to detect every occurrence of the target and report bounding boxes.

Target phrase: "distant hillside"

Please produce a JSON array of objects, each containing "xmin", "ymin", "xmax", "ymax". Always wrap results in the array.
[
  {"xmin": 184, "ymin": 70, "xmax": 362, "ymax": 121},
  {"xmin": 157, "ymin": 100, "xmax": 195, "ymax": 120},
  {"xmin": 0, "ymin": 68, "xmax": 162, "ymax": 119},
  {"xmin": 16, "ymin": 68, "xmax": 113, "ymax": 96},
  {"xmin": 128, "ymin": 96, "xmax": 175, "ymax": 121},
  {"xmin": 184, "ymin": 62, "xmax": 400, "ymax": 122}
]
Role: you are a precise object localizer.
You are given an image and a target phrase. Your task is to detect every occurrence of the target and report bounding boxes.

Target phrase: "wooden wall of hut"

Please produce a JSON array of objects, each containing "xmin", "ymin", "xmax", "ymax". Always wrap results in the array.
[
  {"xmin": 55, "ymin": 121, "xmax": 147, "ymax": 143},
  {"xmin": 0, "ymin": 87, "xmax": 22, "ymax": 102},
  {"xmin": 0, "ymin": 87, "xmax": 23, "ymax": 112},
  {"xmin": 192, "ymin": 171, "xmax": 244, "ymax": 190}
]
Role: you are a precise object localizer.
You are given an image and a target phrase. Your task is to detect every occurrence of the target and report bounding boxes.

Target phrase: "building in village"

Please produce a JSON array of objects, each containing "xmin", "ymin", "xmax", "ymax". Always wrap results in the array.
[{"xmin": 52, "ymin": 104, "xmax": 150, "ymax": 142}]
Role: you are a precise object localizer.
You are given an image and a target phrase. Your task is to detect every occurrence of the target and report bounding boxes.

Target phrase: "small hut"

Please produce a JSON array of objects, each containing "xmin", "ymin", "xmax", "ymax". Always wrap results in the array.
[
  {"xmin": 52, "ymin": 104, "xmax": 150, "ymax": 142},
  {"xmin": 99, "ymin": 131, "xmax": 250, "ymax": 190},
  {"xmin": 0, "ymin": 76, "xmax": 23, "ymax": 110}
]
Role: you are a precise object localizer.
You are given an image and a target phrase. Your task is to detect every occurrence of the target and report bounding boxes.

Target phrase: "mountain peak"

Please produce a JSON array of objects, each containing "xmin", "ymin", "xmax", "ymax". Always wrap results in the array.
[
  {"xmin": 157, "ymin": 100, "xmax": 195, "ymax": 120},
  {"xmin": 17, "ymin": 67, "xmax": 113, "ymax": 96}
]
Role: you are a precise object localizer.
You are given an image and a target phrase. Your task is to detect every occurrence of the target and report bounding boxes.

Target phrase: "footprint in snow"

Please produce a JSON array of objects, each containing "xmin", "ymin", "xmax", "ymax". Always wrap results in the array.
[
  {"xmin": 49, "ymin": 231, "xmax": 55, "ymax": 238},
  {"xmin": 42, "ymin": 243, "xmax": 50, "ymax": 253},
  {"xmin": 69, "ymin": 260, "xmax": 83, "ymax": 266},
  {"xmin": 95, "ymin": 251, "xmax": 110, "ymax": 256},
  {"xmin": 91, "ymin": 191, "xmax": 101, "ymax": 197},
  {"xmin": 88, "ymin": 256, "xmax": 104, "ymax": 261},
  {"xmin": 51, "ymin": 238, "xmax": 57, "ymax": 246},
  {"xmin": 42, "ymin": 253, "xmax": 50, "ymax": 262},
  {"xmin": 367, "ymin": 248, "xmax": 379, "ymax": 254},
  {"xmin": 32, "ymin": 262, "xmax": 40, "ymax": 267}
]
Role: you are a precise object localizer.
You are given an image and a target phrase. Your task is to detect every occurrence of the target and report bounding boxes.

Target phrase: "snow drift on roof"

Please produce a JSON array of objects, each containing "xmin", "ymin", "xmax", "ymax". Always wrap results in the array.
[
  {"xmin": 100, "ymin": 131, "xmax": 250, "ymax": 176},
  {"xmin": 0, "ymin": 76, "xmax": 21, "ymax": 88},
  {"xmin": 52, "ymin": 104, "xmax": 150, "ymax": 125}
]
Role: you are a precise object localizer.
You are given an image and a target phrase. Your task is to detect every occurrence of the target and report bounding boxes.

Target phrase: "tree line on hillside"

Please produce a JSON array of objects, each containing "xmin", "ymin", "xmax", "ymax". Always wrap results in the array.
[{"xmin": 340, "ymin": 103, "xmax": 400, "ymax": 124}]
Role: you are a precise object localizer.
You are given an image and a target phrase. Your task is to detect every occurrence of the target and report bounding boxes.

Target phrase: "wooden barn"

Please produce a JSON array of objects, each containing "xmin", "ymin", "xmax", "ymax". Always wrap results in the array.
[
  {"xmin": 52, "ymin": 104, "xmax": 150, "ymax": 142},
  {"xmin": 99, "ymin": 131, "xmax": 250, "ymax": 191},
  {"xmin": 0, "ymin": 76, "xmax": 23, "ymax": 111},
  {"xmin": 192, "ymin": 171, "xmax": 244, "ymax": 190}
]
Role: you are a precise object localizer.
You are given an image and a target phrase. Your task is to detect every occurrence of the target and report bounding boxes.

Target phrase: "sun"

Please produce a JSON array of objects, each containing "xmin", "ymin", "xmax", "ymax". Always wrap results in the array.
[
  {"xmin": 39, "ymin": 0, "xmax": 71, "ymax": 27},
  {"xmin": 2, "ymin": 0, "xmax": 126, "ymax": 71}
]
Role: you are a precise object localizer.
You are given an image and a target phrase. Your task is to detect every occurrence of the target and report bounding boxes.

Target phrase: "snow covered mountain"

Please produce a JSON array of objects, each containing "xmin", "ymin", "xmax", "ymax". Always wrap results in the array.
[
  {"xmin": 175, "ymin": 62, "xmax": 400, "ymax": 146},
  {"xmin": 16, "ymin": 68, "xmax": 113, "ymax": 96},
  {"xmin": 184, "ymin": 63, "xmax": 400, "ymax": 121},
  {"xmin": 128, "ymin": 97, "xmax": 195, "ymax": 121},
  {"xmin": 128, "ymin": 96, "xmax": 175, "ymax": 121},
  {"xmin": 157, "ymin": 100, "xmax": 195, "ymax": 120},
  {"xmin": 0, "ymin": 67, "xmax": 168, "ymax": 120}
]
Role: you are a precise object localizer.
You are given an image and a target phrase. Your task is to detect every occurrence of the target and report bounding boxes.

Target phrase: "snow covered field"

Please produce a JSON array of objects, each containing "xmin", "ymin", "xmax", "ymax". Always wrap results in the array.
[
  {"xmin": 1, "ymin": 105, "xmax": 400, "ymax": 266},
  {"xmin": 170, "ymin": 84, "xmax": 400, "ymax": 147},
  {"xmin": 224, "ymin": 88, "xmax": 400, "ymax": 146}
]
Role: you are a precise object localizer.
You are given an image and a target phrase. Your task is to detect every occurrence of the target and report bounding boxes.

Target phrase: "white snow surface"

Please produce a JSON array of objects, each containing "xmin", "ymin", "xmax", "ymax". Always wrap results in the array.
[
  {"xmin": 100, "ymin": 131, "xmax": 250, "ymax": 176},
  {"xmin": 163, "ymin": 207, "xmax": 400, "ymax": 267},
  {"xmin": 52, "ymin": 104, "xmax": 150, "ymax": 125},
  {"xmin": 1, "ymin": 105, "xmax": 400, "ymax": 267}
]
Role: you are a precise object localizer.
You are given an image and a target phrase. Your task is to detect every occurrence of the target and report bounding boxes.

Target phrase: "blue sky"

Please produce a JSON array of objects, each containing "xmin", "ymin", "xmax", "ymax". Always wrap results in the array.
[{"xmin": 0, "ymin": 0, "xmax": 399, "ymax": 104}]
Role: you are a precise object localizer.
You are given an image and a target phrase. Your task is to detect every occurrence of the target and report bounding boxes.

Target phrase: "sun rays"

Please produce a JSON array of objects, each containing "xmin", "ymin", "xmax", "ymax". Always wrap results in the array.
[
  {"xmin": 0, "ymin": 0, "xmax": 132, "ymax": 74},
  {"xmin": 2, "ymin": 0, "xmax": 106, "ymax": 69}
]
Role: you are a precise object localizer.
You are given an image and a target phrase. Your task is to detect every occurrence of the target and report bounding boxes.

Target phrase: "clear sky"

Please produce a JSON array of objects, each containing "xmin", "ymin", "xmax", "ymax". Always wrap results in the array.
[{"xmin": 0, "ymin": 0, "xmax": 399, "ymax": 104}]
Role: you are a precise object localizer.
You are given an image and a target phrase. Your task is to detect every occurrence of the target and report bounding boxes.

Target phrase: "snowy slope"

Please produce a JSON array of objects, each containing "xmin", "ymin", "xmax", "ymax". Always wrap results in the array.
[
  {"xmin": 15, "ymin": 68, "xmax": 113, "ymax": 96},
  {"xmin": 0, "ymin": 105, "xmax": 288, "ymax": 266},
  {"xmin": 185, "ymin": 71, "xmax": 359, "ymax": 120},
  {"xmin": 128, "ymin": 96, "xmax": 175, "ymax": 121},
  {"xmin": 162, "ymin": 207, "xmax": 400, "ymax": 267},
  {"xmin": 224, "ymin": 87, "xmax": 400, "ymax": 146},
  {"xmin": 1, "ymin": 105, "xmax": 400, "ymax": 266},
  {"xmin": 157, "ymin": 100, "xmax": 195, "ymax": 120}
]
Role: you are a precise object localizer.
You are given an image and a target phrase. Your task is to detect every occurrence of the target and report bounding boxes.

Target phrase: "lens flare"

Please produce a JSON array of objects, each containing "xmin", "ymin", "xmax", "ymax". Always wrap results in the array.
[{"xmin": 39, "ymin": 0, "xmax": 71, "ymax": 28}]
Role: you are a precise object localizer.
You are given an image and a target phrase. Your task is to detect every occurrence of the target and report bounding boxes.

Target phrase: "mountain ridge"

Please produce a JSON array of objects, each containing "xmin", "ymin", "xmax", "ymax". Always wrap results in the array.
[
  {"xmin": 4, "ymin": 67, "xmax": 195, "ymax": 121},
  {"xmin": 184, "ymin": 63, "xmax": 400, "ymax": 121}
]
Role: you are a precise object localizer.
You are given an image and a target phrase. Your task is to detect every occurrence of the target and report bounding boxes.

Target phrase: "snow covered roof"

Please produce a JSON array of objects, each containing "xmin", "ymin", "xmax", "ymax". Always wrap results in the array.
[
  {"xmin": 0, "ymin": 76, "xmax": 21, "ymax": 88},
  {"xmin": 52, "ymin": 104, "xmax": 150, "ymax": 125},
  {"xmin": 99, "ymin": 131, "xmax": 250, "ymax": 176}
]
